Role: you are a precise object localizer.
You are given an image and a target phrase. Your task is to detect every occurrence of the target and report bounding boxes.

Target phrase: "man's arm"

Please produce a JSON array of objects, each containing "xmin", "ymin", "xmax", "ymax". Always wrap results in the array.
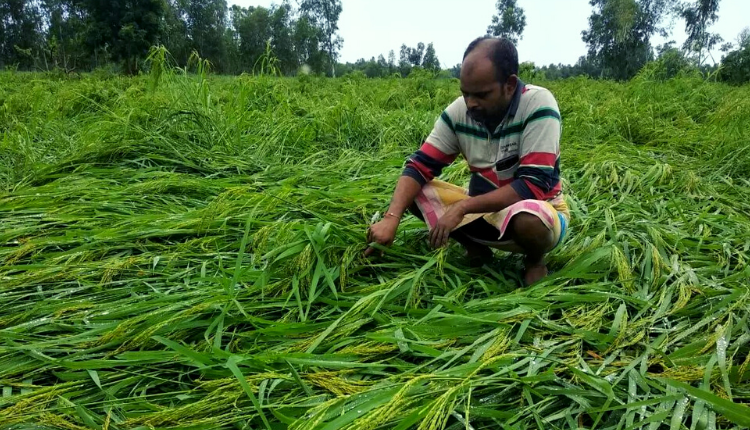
[
  {"xmin": 365, "ymin": 110, "xmax": 461, "ymax": 256},
  {"xmin": 364, "ymin": 175, "xmax": 422, "ymax": 256},
  {"xmin": 385, "ymin": 175, "xmax": 423, "ymax": 218},
  {"xmin": 365, "ymin": 151, "xmax": 455, "ymax": 256},
  {"xmin": 454, "ymin": 185, "xmax": 523, "ymax": 216},
  {"xmin": 427, "ymin": 185, "xmax": 523, "ymax": 248}
]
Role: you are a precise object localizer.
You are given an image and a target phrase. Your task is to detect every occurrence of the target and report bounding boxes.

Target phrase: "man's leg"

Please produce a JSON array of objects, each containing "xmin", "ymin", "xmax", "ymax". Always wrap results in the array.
[
  {"xmin": 503, "ymin": 213, "xmax": 556, "ymax": 285},
  {"xmin": 408, "ymin": 204, "xmax": 557, "ymax": 282},
  {"xmin": 408, "ymin": 204, "xmax": 495, "ymax": 267}
]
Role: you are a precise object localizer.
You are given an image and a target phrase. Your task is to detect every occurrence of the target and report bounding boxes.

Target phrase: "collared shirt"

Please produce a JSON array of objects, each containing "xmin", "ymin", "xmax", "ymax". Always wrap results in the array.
[{"xmin": 403, "ymin": 80, "xmax": 563, "ymax": 200}]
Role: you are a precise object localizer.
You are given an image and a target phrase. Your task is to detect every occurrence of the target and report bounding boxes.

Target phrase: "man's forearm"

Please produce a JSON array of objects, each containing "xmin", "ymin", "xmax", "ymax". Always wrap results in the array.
[
  {"xmin": 386, "ymin": 176, "xmax": 423, "ymax": 218},
  {"xmin": 458, "ymin": 185, "xmax": 523, "ymax": 215}
]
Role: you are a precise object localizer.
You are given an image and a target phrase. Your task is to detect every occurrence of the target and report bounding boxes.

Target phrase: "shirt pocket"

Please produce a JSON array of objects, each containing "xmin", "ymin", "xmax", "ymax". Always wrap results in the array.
[{"xmin": 495, "ymin": 155, "xmax": 519, "ymax": 183}]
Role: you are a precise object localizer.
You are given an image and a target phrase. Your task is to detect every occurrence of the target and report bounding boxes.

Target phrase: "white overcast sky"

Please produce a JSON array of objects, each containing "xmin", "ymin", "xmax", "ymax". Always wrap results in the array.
[{"xmin": 229, "ymin": 0, "xmax": 749, "ymax": 67}]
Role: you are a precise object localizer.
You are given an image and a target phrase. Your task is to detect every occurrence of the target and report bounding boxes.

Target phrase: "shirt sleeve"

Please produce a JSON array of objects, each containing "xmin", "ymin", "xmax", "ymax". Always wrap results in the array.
[
  {"xmin": 402, "ymin": 109, "xmax": 460, "ymax": 185},
  {"xmin": 510, "ymin": 90, "xmax": 562, "ymax": 200}
]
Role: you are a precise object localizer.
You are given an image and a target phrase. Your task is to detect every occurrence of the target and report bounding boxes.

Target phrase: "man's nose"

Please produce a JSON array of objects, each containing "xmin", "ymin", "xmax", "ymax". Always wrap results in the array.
[{"xmin": 465, "ymin": 96, "xmax": 479, "ymax": 110}]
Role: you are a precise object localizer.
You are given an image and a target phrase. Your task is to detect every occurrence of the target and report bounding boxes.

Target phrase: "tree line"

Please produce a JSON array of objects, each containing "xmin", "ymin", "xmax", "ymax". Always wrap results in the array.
[
  {"xmin": 508, "ymin": 0, "xmax": 749, "ymax": 84},
  {"xmin": 0, "ymin": 0, "xmax": 344, "ymax": 75},
  {"xmin": 1, "ymin": 0, "xmax": 748, "ymax": 83},
  {"xmin": 338, "ymin": 0, "xmax": 749, "ymax": 84}
]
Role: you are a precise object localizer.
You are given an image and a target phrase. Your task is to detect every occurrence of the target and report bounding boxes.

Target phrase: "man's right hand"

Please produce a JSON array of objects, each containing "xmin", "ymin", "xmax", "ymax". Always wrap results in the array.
[{"xmin": 364, "ymin": 217, "xmax": 399, "ymax": 257}]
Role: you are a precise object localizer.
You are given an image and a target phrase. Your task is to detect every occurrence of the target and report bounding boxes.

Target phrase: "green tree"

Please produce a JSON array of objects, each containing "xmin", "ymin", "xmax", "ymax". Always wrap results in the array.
[
  {"xmin": 421, "ymin": 42, "xmax": 440, "ymax": 70},
  {"xmin": 647, "ymin": 42, "xmax": 695, "ymax": 79},
  {"xmin": 450, "ymin": 63, "xmax": 461, "ymax": 78},
  {"xmin": 299, "ymin": 0, "xmax": 342, "ymax": 76},
  {"xmin": 376, "ymin": 53, "xmax": 387, "ymax": 72},
  {"xmin": 387, "ymin": 49, "xmax": 395, "ymax": 74},
  {"xmin": 678, "ymin": 0, "xmax": 722, "ymax": 66},
  {"xmin": 178, "ymin": 0, "xmax": 228, "ymax": 72},
  {"xmin": 293, "ymin": 14, "xmax": 325, "ymax": 74},
  {"xmin": 82, "ymin": 0, "xmax": 165, "ymax": 74},
  {"xmin": 486, "ymin": 0, "xmax": 526, "ymax": 44},
  {"xmin": 269, "ymin": 2, "xmax": 296, "ymax": 74},
  {"xmin": 231, "ymin": 5, "xmax": 271, "ymax": 73},
  {"xmin": 718, "ymin": 27, "xmax": 750, "ymax": 84},
  {"xmin": 582, "ymin": 0, "xmax": 674, "ymax": 80},
  {"xmin": 0, "ymin": 0, "xmax": 44, "ymax": 69},
  {"xmin": 162, "ymin": 0, "xmax": 191, "ymax": 67},
  {"xmin": 39, "ymin": 0, "xmax": 89, "ymax": 71},
  {"xmin": 408, "ymin": 42, "xmax": 424, "ymax": 66},
  {"xmin": 363, "ymin": 56, "xmax": 381, "ymax": 77},
  {"xmin": 398, "ymin": 43, "xmax": 410, "ymax": 76}
]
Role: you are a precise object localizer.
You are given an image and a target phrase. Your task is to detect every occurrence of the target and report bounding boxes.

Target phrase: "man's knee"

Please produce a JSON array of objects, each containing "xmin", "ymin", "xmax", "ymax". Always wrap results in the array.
[{"xmin": 509, "ymin": 213, "xmax": 554, "ymax": 248}]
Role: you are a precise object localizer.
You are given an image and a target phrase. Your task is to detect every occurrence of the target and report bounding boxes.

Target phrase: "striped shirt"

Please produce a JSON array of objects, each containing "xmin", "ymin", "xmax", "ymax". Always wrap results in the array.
[{"xmin": 403, "ymin": 80, "xmax": 563, "ymax": 201}]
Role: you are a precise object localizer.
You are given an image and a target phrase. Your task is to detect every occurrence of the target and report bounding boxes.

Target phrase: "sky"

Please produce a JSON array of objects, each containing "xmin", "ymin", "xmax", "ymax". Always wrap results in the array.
[{"xmin": 229, "ymin": 0, "xmax": 750, "ymax": 68}]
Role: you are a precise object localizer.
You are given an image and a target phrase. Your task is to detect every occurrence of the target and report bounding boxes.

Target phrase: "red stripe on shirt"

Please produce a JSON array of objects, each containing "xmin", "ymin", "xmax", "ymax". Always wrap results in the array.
[
  {"xmin": 524, "ymin": 179, "xmax": 547, "ymax": 200},
  {"xmin": 421, "ymin": 142, "xmax": 457, "ymax": 165},
  {"xmin": 520, "ymin": 152, "xmax": 557, "ymax": 166},
  {"xmin": 409, "ymin": 159, "xmax": 434, "ymax": 181},
  {"xmin": 469, "ymin": 166, "xmax": 500, "ymax": 187},
  {"xmin": 524, "ymin": 179, "xmax": 562, "ymax": 200}
]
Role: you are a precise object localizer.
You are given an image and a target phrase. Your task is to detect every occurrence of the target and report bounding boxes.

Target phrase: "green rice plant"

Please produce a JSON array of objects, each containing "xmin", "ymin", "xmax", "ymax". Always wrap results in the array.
[{"xmin": 0, "ymin": 65, "xmax": 749, "ymax": 429}]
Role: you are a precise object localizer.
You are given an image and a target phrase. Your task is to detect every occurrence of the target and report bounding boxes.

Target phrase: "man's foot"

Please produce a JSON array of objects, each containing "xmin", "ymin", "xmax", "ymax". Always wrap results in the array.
[
  {"xmin": 523, "ymin": 262, "xmax": 548, "ymax": 285},
  {"xmin": 465, "ymin": 243, "xmax": 494, "ymax": 268}
]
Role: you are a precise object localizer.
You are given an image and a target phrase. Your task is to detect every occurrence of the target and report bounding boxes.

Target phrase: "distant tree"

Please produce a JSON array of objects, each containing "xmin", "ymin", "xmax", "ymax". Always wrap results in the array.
[
  {"xmin": 407, "ymin": 42, "xmax": 424, "ymax": 66},
  {"xmin": 582, "ymin": 0, "xmax": 674, "ymax": 80},
  {"xmin": 537, "ymin": 56, "xmax": 605, "ymax": 80},
  {"xmin": 679, "ymin": 0, "xmax": 722, "ymax": 65},
  {"xmin": 293, "ymin": 15, "xmax": 326, "ymax": 74},
  {"xmin": 486, "ymin": 0, "xmax": 526, "ymax": 44},
  {"xmin": 387, "ymin": 49, "xmax": 396, "ymax": 73},
  {"xmin": 734, "ymin": 27, "xmax": 750, "ymax": 49},
  {"xmin": 222, "ymin": 20, "xmax": 240, "ymax": 73},
  {"xmin": 269, "ymin": 3, "xmax": 297, "ymax": 74},
  {"xmin": 398, "ymin": 43, "xmax": 410, "ymax": 76},
  {"xmin": 162, "ymin": 0, "xmax": 191, "ymax": 66},
  {"xmin": 0, "ymin": 0, "xmax": 44, "ymax": 69},
  {"xmin": 363, "ymin": 56, "xmax": 382, "ymax": 77},
  {"xmin": 575, "ymin": 54, "xmax": 604, "ymax": 77},
  {"xmin": 719, "ymin": 41, "xmax": 733, "ymax": 53},
  {"xmin": 649, "ymin": 44, "xmax": 694, "ymax": 79},
  {"xmin": 376, "ymin": 53, "xmax": 388, "ymax": 72},
  {"xmin": 39, "ymin": 0, "xmax": 89, "ymax": 71},
  {"xmin": 231, "ymin": 6, "xmax": 270, "ymax": 72},
  {"xmin": 421, "ymin": 42, "xmax": 440, "ymax": 70},
  {"xmin": 718, "ymin": 27, "xmax": 750, "ymax": 84},
  {"xmin": 449, "ymin": 63, "xmax": 461, "ymax": 78},
  {"xmin": 518, "ymin": 61, "xmax": 536, "ymax": 79},
  {"xmin": 82, "ymin": 0, "xmax": 165, "ymax": 74},
  {"xmin": 178, "ymin": 0, "xmax": 228, "ymax": 72},
  {"xmin": 299, "ymin": 0, "xmax": 343, "ymax": 76}
]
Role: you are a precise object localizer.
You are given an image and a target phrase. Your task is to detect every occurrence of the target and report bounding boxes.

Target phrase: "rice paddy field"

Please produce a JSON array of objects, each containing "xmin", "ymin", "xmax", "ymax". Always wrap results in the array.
[{"xmin": 1, "ymin": 65, "xmax": 749, "ymax": 430}]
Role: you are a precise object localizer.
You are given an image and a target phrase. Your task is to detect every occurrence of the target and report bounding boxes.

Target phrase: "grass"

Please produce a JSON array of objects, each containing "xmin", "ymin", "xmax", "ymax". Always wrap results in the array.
[{"xmin": 0, "ymin": 62, "xmax": 749, "ymax": 429}]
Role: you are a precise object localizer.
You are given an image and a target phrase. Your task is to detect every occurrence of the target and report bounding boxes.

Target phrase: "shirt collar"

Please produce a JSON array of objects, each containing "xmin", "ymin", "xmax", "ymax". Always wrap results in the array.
[
  {"xmin": 488, "ymin": 79, "xmax": 525, "ymax": 134},
  {"xmin": 506, "ymin": 78, "xmax": 526, "ymax": 119}
]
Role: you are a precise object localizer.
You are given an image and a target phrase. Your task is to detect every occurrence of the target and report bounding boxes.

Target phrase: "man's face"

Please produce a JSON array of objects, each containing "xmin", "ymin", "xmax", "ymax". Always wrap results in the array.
[{"xmin": 460, "ymin": 56, "xmax": 516, "ymax": 126}]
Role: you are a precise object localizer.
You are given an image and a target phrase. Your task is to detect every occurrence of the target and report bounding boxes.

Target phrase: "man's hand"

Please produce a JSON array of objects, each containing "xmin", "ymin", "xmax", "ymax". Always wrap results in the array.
[
  {"xmin": 429, "ymin": 202, "xmax": 467, "ymax": 249},
  {"xmin": 364, "ymin": 217, "xmax": 400, "ymax": 257}
]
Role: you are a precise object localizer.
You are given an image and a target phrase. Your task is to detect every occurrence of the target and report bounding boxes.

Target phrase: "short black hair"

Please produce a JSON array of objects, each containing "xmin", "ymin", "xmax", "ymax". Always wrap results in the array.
[{"xmin": 463, "ymin": 37, "xmax": 519, "ymax": 83}]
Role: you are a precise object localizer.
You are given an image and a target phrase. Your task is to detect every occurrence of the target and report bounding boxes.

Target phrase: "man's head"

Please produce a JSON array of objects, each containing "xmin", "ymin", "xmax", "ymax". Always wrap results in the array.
[{"xmin": 460, "ymin": 37, "xmax": 519, "ymax": 126}]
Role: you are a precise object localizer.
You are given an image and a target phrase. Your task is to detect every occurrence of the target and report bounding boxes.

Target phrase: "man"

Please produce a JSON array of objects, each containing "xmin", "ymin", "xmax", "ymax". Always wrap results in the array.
[{"xmin": 366, "ymin": 37, "xmax": 570, "ymax": 285}]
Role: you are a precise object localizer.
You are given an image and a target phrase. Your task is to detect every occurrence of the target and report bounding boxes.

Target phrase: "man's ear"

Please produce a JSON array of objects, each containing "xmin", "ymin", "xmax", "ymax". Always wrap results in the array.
[{"xmin": 505, "ymin": 74, "xmax": 518, "ymax": 91}]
